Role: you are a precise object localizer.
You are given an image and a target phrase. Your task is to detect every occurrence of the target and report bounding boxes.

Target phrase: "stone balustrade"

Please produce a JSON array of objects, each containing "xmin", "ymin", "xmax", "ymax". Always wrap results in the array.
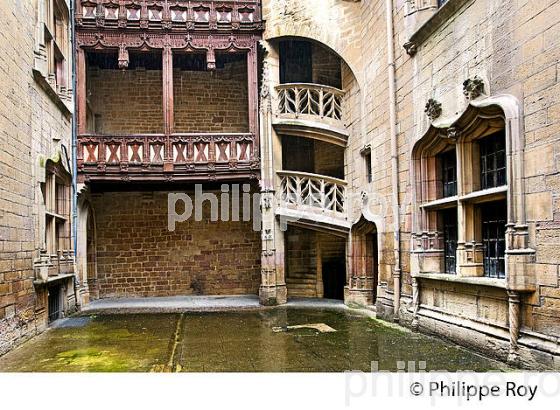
[
  {"xmin": 275, "ymin": 83, "xmax": 345, "ymax": 125},
  {"xmin": 278, "ymin": 170, "xmax": 347, "ymax": 217},
  {"xmin": 33, "ymin": 250, "xmax": 75, "ymax": 284}
]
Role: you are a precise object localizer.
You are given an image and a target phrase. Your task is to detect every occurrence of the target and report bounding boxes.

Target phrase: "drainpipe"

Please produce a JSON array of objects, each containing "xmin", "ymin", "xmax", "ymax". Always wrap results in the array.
[
  {"xmin": 70, "ymin": 0, "xmax": 80, "ymax": 308},
  {"xmin": 385, "ymin": 0, "xmax": 401, "ymax": 320}
]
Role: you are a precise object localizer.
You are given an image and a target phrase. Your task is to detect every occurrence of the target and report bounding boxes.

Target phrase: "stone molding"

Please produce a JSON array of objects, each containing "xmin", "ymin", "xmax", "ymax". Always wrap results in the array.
[{"xmin": 403, "ymin": 0, "xmax": 474, "ymax": 57}]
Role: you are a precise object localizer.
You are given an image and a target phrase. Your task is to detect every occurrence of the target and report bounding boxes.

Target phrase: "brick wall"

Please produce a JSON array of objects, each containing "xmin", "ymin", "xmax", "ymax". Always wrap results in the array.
[
  {"xmin": 91, "ymin": 190, "xmax": 261, "ymax": 297},
  {"xmin": 174, "ymin": 59, "xmax": 249, "ymax": 133},
  {"xmin": 86, "ymin": 59, "xmax": 249, "ymax": 135},
  {"xmin": 87, "ymin": 67, "xmax": 164, "ymax": 134}
]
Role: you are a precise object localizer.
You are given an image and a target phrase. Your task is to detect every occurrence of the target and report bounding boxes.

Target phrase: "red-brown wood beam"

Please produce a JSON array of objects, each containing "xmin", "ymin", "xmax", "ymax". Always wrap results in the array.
[
  {"xmin": 162, "ymin": 46, "xmax": 174, "ymax": 171},
  {"xmin": 163, "ymin": 46, "xmax": 174, "ymax": 135},
  {"xmin": 77, "ymin": 47, "xmax": 87, "ymax": 135}
]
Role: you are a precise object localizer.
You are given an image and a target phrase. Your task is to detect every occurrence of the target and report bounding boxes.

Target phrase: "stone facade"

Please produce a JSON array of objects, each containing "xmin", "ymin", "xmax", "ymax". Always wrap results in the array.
[
  {"xmin": 259, "ymin": 0, "xmax": 560, "ymax": 369},
  {"xmin": 0, "ymin": 0, "xmax": 76, "ymax": 355},
  {"xmin": 0, "ymin": 0, "xmax": 558, "ymax": 370}
]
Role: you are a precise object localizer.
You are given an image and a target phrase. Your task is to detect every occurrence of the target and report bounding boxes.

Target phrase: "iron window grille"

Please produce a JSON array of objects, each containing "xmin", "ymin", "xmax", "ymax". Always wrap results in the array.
[
  {"xmin": 481, "ymin": 201, "xmax": 507, "ymax": 279},
  {"xmin": 480, "ymin": 131, "xmax": 507, "ymax": 190},
  {"xmin": 440, "ymin": 149, "xmax": 457, "ymax": 197},
  {"xmin": 442, "ymin": 208, "xmax": 458, "ymax": 274},
  {"xmin": 47, "ymin": 285, "xmax": 62, "ymax": 322}
]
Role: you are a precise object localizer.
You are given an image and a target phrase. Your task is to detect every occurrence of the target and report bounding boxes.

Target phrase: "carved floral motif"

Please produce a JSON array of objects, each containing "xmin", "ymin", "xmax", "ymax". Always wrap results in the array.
[
  {"xmin": 424, "ymin": 98, "xmax": 442, "ymax": 121},
  {"xmin": 463, "ymin": 76, "xmax": 485, "ymax": 100}
]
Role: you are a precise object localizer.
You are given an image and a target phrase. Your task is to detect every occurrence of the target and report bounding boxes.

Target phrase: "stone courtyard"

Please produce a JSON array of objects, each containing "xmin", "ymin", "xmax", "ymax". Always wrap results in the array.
[
  {"xmin": 0, "ymin": 302, "xmax": 510, "ymax": 372},
  {"xmin": 1, "ymin": 0, "xmax": 559, "ymax": 372}
]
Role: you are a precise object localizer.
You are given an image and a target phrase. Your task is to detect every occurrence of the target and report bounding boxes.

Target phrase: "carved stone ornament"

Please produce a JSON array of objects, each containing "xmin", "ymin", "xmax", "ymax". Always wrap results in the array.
[
  {"xmin": 118, "ymin": 46, "xmax": 129, "ymax": 69},
  {"xmin": 463, "ymin": 76, "xmax": 485, "ymax": 99},
  {"xmin": 403, "ymin": 41, "xmax": 417, "ymax": 56},
  {"xmin": 424, "ymin": 98, "xmax": 442, "ymax": 121},
  {"xmin": 443, "ymin": 126, "xmax": 460, "ymax": 140}
]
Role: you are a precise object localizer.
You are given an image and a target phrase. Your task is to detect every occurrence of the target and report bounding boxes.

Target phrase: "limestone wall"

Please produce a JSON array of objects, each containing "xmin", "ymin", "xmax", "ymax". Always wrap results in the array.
[
  {"xmin": 262, "ymin": 0, "xmax": 560, "ymax": 367},
  {"xmin": 0, "ymin": 0, "xmax": 74, "ymax": 355}
]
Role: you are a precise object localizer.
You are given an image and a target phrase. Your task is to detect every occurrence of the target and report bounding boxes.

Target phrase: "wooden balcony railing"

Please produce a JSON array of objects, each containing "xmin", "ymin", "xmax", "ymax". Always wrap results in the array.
[
  {"xmin": 276, "ymin": 83, "xmax": 345, "ymax": 125},
  {"xmin": 78, "ymin": 133, "xmax": 258, "ymax": 182},
  {"xmin": 278, "ymin": 170, "xmax": 347, "ymax": 216},
  {"xmin": 77, "ymin": 0, "xmax": 262, "ymax": 31}
]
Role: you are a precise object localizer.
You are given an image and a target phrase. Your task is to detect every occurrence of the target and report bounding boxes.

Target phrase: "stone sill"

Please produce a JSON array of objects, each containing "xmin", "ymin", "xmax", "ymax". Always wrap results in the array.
[
  {"xmin": 415, "ymin": 272, "xmax": 506, "ymax": 289},
  {"xmin": 33, "ymin": 273, "xmax": 75, "ymax": 287},
  {"xmin": 420, "ymin": 185, "xmax": 507, "ymax": 209},
  {"xmin": 32, "ymin": 69, "xmax": 72, "ymax": 118},
  {"xmin": 405, "ymin": 0, "xmax": 473, "ymax": 52}
]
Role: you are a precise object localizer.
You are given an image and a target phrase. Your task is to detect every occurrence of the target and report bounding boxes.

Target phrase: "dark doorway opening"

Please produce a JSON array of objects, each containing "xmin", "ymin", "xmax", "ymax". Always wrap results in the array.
[
  {"xmin": 323, "ymin": 257, "xmax": 346, "ymax": 300},
  {"xmin": 279, "ymin": 40, "xmax": 313, "ymax": 84}
]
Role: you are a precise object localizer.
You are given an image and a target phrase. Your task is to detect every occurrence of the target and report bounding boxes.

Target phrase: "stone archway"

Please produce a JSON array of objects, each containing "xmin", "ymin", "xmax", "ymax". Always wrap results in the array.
[
  {"xmin": 77, "ymin": 192, "xmax": 97, "ymax": 303},
  {"xmin": 346, "ymin": 216, "xmax": 379, "ymax": 306}
]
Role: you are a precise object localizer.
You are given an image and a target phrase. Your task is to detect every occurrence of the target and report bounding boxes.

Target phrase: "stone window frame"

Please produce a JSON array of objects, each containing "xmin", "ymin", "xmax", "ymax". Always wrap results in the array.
[
  {"xmin": 33, "ymin": 0, "xmax": 72, "ymax": 113},
  {"xmin": 43, "ymin": 160, "xmax": 72, "ymax": 255},
  {"xmin": 410, "ymin": 95, "xmax": 535, "ymax": 292}
]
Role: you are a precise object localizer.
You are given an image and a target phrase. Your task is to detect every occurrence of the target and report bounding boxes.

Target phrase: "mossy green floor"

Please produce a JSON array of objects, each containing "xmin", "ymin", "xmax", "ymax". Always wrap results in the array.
[{"xmin": 0, "ymin": 308, "xmax": 511, "ymax": 372}]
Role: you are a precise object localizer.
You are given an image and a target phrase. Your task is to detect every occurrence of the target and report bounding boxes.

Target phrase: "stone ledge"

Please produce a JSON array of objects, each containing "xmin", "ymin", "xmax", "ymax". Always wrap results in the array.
[
  {"xmin": 272, "ymin": 118, "xmax": 349, "ymax": 147},
  {"xmin": 33, "ymin": 273, "xmax": 75, "ymax": 287},
  {"xmin": 32, "ymin": 69, "xmax": 73, "ymax": 118},
  {"xmin": 415, "ymin": 272, "xmax": 507, "ymax": 288}
]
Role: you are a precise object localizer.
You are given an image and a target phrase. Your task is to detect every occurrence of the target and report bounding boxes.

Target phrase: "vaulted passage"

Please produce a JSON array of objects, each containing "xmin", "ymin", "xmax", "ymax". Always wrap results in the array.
[{"xmin": 285, "ymin": 226, "xmax": 346, "ymax": 300}]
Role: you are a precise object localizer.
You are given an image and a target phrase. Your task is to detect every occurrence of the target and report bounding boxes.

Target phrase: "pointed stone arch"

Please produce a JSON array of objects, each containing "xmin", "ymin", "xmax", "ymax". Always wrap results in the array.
[
  {"xmin": 77, "ymin": 187, "xmax": 98, "ymax": 303},
  {"xmin": 346, "ymin": 215, "xmax": 380, "ymax": 306}
]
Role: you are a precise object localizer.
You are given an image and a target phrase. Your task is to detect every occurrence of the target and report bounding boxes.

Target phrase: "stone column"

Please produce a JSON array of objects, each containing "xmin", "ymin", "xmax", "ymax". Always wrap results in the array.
[
  {"xmin": 411, "ymin": 277, "xmax": 420, "ymax": 331},
  {"xmin": 507, "ymin": 290, "xmax": 521, "ymax": 362},
  {"xmin": 258, "ymin": 44, "xmax": 287, "ymax": 305}
]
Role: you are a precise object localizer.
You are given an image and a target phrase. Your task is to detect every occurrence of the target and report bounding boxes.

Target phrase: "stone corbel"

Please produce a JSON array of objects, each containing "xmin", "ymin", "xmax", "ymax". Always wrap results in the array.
[
  {"xmin": 206, "ymin": 48, "xmax": 216, "ymax": 70},
  {"xmin": 403, "ymin": 41, "xmax": 417, "ymax": 56}
]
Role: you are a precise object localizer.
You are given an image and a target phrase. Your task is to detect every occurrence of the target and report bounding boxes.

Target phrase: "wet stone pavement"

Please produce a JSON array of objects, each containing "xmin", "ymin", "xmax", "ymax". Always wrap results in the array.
[{"xmin": 0, "ymin": 308, "xmax": 512, "ymax": 372}]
